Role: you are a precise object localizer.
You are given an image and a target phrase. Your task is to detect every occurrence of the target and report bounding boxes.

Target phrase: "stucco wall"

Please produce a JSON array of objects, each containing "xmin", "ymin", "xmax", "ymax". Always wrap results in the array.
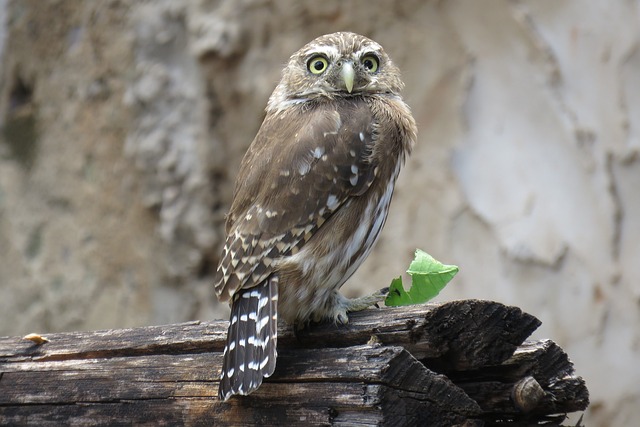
[{"xmin": 1, "ymin": 1, "xmax": 638, "ymax": 425}]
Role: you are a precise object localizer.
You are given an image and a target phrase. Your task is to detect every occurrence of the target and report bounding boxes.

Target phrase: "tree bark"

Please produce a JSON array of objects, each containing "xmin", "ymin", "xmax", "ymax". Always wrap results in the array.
[{"xmin": 0, "ymin": 300, "xmax": 588, "ymax": 426}]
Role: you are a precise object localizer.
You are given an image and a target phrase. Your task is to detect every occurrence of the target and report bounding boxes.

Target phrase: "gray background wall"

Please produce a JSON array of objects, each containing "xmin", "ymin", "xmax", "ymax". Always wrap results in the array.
[{"xmin": 0, "ymin": 1, "xmax": 637, "ymax": 425}]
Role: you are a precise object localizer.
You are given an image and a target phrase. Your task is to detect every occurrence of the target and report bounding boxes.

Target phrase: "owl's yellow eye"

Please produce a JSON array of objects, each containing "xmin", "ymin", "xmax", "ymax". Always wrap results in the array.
[
  {"xmin": 308, "ymin": 56, "xmax": 329, "ymax": 74},
  {"xmin": 361, "ymin": 55, "xmax": 379, "ymax": 73}
]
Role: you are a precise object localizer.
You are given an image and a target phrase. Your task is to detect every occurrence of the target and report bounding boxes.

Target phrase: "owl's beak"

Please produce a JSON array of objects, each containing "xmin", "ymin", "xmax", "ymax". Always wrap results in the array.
[{"xmin": 341, "ymin": 62, "xmax": 355, "ymax": 93}]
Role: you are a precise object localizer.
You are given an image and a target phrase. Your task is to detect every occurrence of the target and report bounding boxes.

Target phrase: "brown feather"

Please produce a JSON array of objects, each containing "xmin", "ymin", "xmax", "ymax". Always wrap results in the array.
[{"xmin": 214, "ymin": 97, "xmax": 382, "ymax": 302}]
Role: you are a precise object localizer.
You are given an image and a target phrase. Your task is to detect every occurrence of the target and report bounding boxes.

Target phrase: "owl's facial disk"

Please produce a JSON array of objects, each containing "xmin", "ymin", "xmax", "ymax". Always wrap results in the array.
[
  {"xmin": 303, "ymin": 50, "xmax": 380, "ymax": 96},
  {"xmin": 267, "ymin": 32, "xmax": 404, "ymax": 112}
]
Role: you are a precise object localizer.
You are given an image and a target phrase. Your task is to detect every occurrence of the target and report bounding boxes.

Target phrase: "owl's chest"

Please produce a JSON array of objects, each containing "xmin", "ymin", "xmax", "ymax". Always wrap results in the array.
[
  {"xmin": 332, "ymin": 160, "xmax": 401, "ymax": 282},
  {"xmin": 276, "ymin": 161, "xmax": 401, "ymax": 324},
  {"xmin": 262, "ymin": 96, "xmax": 413, "ymax": 324}
]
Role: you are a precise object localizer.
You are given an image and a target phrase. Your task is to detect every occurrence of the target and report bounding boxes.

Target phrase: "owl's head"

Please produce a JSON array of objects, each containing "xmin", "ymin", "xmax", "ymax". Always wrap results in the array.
[{"xmin": 267, "ymin": 32, "xmax": 404, "ymax": 112}]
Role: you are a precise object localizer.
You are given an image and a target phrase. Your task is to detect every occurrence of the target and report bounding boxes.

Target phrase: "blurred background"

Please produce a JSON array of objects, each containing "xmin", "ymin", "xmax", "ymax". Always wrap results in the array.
[{"xmin": 0, "ymin": 0, "xmax": 638, "ymax": 425}]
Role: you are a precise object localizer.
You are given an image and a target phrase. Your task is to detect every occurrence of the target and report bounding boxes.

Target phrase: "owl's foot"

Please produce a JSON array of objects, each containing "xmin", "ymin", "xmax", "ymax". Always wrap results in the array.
[
  {"xmin": 330, "ymin": 287, "xmax": 389, "ymax": 325},
  {"xmin": 295, "ymin": 288, "xmax": 389, "ymax": 331}
]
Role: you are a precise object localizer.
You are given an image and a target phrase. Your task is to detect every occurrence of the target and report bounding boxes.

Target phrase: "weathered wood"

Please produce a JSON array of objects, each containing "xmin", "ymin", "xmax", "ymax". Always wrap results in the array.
[
  {"xmin": 289, "ymin": 300, "xmax": 542, "ymax": 369},
  {"xmin": 449, "ymin": 339, "xmax": 589, "ymax": 414},
  {"xmin": 0, "ymin": 300, "xmax": 588, "ymax": 426}
]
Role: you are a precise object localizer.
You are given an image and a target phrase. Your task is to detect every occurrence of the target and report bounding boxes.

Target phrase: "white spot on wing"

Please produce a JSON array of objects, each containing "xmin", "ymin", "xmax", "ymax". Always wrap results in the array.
[
  {"xmin": 350, "ymin": 165, "xmax": 359, "ymax": 186},
  {"xmin": 298, "ymin": 159, "xmax": 311, "ymax": 175},
  {"xmin": 312, "ymin": 146, "xmax": 325, "ymax": 158},
  {"xmin": 326, "ymin": 194, "xmax": 339, "ymax": 210},
  {"xmin": 359, "ymin": 132, "xmax": 365, "ymax": 142}
]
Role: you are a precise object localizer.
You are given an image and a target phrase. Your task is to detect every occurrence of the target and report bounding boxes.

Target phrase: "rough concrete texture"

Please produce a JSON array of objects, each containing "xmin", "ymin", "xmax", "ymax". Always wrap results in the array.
[{"xmin": 0, "ymin": 1, "xmax": 637, "ymax": 424}]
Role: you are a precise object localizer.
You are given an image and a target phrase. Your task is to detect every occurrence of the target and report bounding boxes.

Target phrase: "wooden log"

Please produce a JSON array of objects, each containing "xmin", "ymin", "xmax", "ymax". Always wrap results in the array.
[
  {"xmin": 448, "ymin": 339, "xmax": 589, "ymax": 424},
  {"xmin": 291, "ymin": 299, "xmax": 542, "ymax": 368},
  {"xmin": 0, "ymin": 300, "xmax": 588, "ymax": 426}
]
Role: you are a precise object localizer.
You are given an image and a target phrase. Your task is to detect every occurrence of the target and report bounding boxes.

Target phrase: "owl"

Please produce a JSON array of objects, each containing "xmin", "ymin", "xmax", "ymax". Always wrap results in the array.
[{"xmin": 214, "ymin": 32, "xmax": 417, "ymax": 401}]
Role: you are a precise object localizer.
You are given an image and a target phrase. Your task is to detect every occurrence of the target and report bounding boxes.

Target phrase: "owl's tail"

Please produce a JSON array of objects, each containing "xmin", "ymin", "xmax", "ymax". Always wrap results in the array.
[{"xmin": 218, "ymin": 276, "xmax": 279, "ymax": 401}]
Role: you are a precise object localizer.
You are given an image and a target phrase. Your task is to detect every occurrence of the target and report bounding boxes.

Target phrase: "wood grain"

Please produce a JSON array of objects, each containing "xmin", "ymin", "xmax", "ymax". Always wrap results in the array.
[{"xmin": 0, "ymin": 300, "xmax": 588, "ymax": 426}]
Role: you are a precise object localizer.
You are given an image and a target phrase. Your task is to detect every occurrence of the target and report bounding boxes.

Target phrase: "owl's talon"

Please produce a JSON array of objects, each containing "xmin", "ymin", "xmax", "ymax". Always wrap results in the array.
[{"xmin": 335, "ymin": 311, "xmax": 349, "ymax": 325}]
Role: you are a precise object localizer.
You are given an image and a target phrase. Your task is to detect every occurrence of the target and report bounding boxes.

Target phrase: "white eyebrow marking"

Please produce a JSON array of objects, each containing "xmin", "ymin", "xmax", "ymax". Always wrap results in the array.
[
  {"xmin": 308, "ymin": 45, "xmax": 340, "ymax": 59},
  {"xmin": 354, "ymin": 44, "xmax": 382, "ymax": 57}
]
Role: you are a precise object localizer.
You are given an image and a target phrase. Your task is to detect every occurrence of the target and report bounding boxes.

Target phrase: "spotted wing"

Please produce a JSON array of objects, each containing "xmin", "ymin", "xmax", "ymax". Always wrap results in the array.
[{"xmin": 214, "ymin": 97, "xmax": 378, "ymax": 301}]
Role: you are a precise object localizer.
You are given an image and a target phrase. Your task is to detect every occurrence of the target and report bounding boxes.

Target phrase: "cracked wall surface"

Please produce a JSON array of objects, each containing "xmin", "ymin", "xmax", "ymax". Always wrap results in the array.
[{"xmin": 0, "ymin": 1, "xmax": 638, "ymax": 425}]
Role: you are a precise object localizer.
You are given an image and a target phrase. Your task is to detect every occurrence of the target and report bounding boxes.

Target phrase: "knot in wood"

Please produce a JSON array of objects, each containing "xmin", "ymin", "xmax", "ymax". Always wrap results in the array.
[{"xmin": 512, "ymin": 376, "xmax": 546, "ymax": 413}]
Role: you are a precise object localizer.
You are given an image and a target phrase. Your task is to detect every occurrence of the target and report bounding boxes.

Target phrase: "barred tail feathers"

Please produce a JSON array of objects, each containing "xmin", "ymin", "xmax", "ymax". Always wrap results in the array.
[{"xmin": 219, "ymin": 276, "xmax": 278, "ymax": 401}]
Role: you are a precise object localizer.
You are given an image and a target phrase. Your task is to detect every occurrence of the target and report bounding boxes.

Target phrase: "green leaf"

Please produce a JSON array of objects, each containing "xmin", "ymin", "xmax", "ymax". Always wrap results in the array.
[{"xmin": 384, "ymin": 249, "xmax": 458, "ymax": 307}]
